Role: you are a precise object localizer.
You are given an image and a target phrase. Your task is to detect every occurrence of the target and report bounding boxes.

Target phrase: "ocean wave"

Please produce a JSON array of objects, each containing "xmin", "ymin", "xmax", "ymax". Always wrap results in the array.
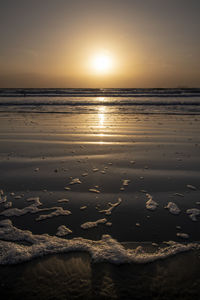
[
  {"xmin": 0, "ymin": 219, "xmax": 198, "ymax": 265},
  {"xmin": 1, "ymin": 90, "xmax": 200, "ymax": 114},
  {"xmin": 0, "ymin": 88, "xmax": 200, "ymax": 97},
  {"xmin": 0, "ymin": 97, "xmax": 200, "ymax": 106}
]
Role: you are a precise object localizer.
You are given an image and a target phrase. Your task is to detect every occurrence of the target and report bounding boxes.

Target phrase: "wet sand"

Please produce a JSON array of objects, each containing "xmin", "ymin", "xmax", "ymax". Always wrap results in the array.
[
  {"xmin": 0, "ymin": 112, "xmax": 200, "ymax": 240},
  {"xmin": 1, "ymin": 249, "xmax": 200, "ymax": 300},
  {"xmin": 0, "ymin": 110, "xmax": 200, "ymax": 299}
]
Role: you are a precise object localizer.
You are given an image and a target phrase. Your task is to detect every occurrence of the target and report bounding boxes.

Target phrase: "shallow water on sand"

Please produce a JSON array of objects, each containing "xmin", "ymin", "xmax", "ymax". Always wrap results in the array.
[
  {"xmin": 0, "ymin": 112, "xmax": 200, "ymax": 241},
  {"xmin": 0, "ymin": 109, "xmax": 200, "ymax": 299}
]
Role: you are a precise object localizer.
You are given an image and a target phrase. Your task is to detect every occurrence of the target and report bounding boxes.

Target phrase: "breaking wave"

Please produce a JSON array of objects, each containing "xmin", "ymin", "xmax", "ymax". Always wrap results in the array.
[{"xmin": 0, "ymin": 219, "xmax": 198, "ymax": 265}]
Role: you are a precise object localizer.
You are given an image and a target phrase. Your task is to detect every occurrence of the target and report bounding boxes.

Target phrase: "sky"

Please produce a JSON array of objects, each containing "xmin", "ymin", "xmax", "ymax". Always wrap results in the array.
[{"xmin": 0, "ymin": 0, "xmax": 200, "ymax": 88}]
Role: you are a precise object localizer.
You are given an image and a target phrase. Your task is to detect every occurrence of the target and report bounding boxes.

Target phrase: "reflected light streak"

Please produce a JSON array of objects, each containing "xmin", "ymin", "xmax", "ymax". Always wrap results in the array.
[
  {"xmin": 97, "ymin": 97, "xmax": 106, "ymax": 102},
  {"xmin": 98, "ymin": 113, "xmax": 104, "ymax": 126},
  {"xmin": 97, "ymin": 106, "xmax": 106, "ymax": 144},
  {"xmin": 98, "ymin": 106, "xmax": 106, "ymax": 128}
]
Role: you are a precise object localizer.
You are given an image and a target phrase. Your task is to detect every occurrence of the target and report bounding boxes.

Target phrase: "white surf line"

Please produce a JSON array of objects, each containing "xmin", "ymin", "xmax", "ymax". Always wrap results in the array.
[{"xmin": 0, "ymin": 219, "xmax": 198, "ymax": 265}]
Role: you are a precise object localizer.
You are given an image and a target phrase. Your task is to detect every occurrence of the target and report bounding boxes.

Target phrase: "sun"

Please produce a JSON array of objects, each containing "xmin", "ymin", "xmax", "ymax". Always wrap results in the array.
[{"xmin": 91, "ymin": 53, "xmax": 113, "ymax": 73}]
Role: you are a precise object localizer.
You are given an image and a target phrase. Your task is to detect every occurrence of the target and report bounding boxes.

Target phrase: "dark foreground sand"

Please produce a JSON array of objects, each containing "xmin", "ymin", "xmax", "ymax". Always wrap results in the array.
[
  {"xmin": 1, "ymin": 250, "xmax": 200, "ymax": 300},
  {"xmin": 0, "ymin": 110, "xmax": 200, "ymax": 299}
]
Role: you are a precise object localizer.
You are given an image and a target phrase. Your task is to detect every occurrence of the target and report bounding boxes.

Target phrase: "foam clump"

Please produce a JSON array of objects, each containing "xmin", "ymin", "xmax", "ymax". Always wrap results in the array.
[
  {"xmin": 81, "ymin": 218, "xmax": 107, "ymax": 229},
  {"xmin": 0, "ymin": 220, "xmax": 198, "ymax": 265},
  {"xmin": 14, "ymin": 195, "xmax": 23, "ymax": 199},
  {"xmin": 105, "ymin": 222, "xmax": 112, "ymax": 226},
  {"xmin": 145, "ymin": 194, "xmax": 158, "ymax": 211},
  {"xmin": 0, "ymin": 197, "xmax": 43, "ymax": 217},
  {"xmin": 4, "ymin": 202, "xmax": 12, "ymax": 209},
  {"xmin": 69, "ymin": 178, "xmax": 82, "ymax": 185},
  {"xmin": 56, "ymin": 225, "xmax": 72, "ymax": 237},
  {"xmin": 186, "ymin": 208, "xmax": 200, "ymax": 221},
  {"xmin": 80, "ymin": 206, "xmax": 87, "ymax": 210},
  {"xmin": 0, "ymin": 194, "xmax": 7, "ymax": 204},
  {"xmin": 99, "ymin": 198, "xmax": 122, "ymax": 215},
  {"xmin": 122, "ymin": 179, "xmax": 130, "ymax": 186},
  {"xmin": 174, "ymin": 193, "xmax": 184, "ymax": 197},
  {"xmin": 36, "ymin": 207, "xmax": 71, "ymax": 221},
  {"xmin": 0, "ymin": 197, "xmax": 71, "ymax": 221},
  {"xmin": 176, "ymin": 233, "xmax": 189, "ymax": 239},
  {"xmin": 82, "ymin": 173, "xmax": 88, "ymax": 177},
  {"xmin": 187, "ymin": 184, "xmax": 197, "ymax": 191},
  {"xmin": 165, "ymin": 202, "xmax": 181, "ymax": 215},
  {"xmin": 57, "ymin": 199, "xmax": 69, "ymax": 203},
  {"xmin": 89, "ymin": 188, "xmax": 100, "ymax": 194}
]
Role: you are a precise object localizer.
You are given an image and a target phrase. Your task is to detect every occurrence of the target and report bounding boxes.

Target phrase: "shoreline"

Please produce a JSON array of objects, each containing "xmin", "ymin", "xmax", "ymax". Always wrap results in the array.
[{"xmin": 0, "ymin": 110, "xmax": 200, "ymax": 298}]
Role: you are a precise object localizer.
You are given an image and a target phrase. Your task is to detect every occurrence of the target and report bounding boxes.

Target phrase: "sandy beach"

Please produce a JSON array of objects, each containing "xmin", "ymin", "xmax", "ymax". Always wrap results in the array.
[
  {"xmin": 0, "ymin": 107, "xmax": 200, "ymax": 299},
  {"xmin": 0, "ymin": 111, "xmax": 200, "ymax": 239},
  {"xmin": 1, "ymin": 0, "xmax": 200, "ymax": 297}
]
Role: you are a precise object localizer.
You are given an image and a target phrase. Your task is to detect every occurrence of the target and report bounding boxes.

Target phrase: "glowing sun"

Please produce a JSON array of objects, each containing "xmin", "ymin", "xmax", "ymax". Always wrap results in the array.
[{"xmin": 91, "ymin": 53, "xmax": 113, "ymax": 73}]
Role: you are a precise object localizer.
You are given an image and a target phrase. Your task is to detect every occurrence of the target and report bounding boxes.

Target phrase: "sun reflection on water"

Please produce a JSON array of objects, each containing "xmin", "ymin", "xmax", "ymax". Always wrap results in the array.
[
  {"xmin": 97, "ymin": 106, "xmax": 106, "ymax": 142},
  {"xmin": 98, "ymin": 106, "xmax": 106, "ymax": 128}
]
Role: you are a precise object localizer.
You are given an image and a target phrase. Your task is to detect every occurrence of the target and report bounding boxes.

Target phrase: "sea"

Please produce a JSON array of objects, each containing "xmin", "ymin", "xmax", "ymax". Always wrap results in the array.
[{"xmin": 0, "ymin": 88, "xmax": 200, "ymax": 114}]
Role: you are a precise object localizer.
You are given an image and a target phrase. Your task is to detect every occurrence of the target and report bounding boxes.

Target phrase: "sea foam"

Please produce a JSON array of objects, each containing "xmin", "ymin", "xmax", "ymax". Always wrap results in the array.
[{"xmin": 0, "ymin": 219, "xmax": 198, "ymax": 265}]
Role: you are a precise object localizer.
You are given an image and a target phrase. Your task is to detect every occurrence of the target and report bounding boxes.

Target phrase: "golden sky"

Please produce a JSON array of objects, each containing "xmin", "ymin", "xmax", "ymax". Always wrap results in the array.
[{"xmin": 0, "ymin": 0, "xmax": 200, "ymax": 88}]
